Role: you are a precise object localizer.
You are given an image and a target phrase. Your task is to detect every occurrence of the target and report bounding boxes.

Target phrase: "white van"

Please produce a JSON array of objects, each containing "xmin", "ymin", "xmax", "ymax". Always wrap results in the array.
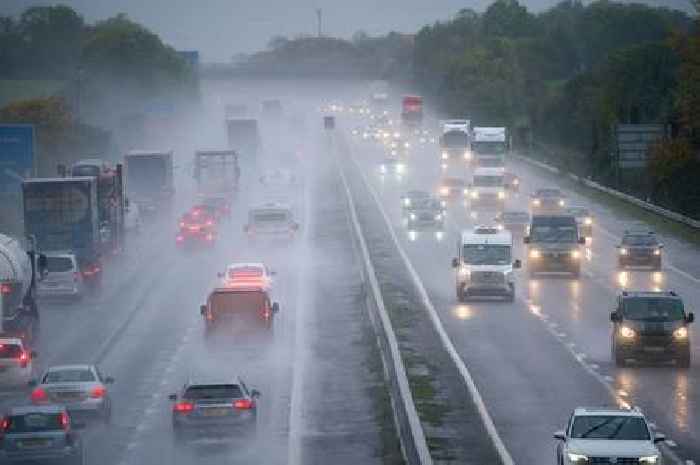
[
  {"xmin": 451, "ymin": 226, "xmax": 521, "ymax": 301},
  {"xmin": 469, "ymin": 167, "xmax": 507, "ymax": 206}
]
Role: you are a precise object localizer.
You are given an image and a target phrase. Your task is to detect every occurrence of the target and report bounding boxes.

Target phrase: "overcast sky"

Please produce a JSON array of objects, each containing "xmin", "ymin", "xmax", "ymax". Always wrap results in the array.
[{"xmin": 1, "ymin": 0, "xmax": 692, "ymax": 61}]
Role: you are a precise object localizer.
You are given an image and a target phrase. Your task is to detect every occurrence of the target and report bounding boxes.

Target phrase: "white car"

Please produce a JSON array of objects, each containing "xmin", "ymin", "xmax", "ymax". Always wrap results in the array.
[
  {"xmin": 219, "ymin": 262, "xmax": 275, "ymax": 289},
  {"xmin": 244, "ymin": 203, "xmax": 300, "ymax": 239},
  {"xmin": 555, "ymin": 407, "xmax": 665, "ymax": 465},
  {"xmin": 0, "ymin": 337, "xmax": 36, "ymax": 387},
  {"xmin": 37, "ymin": 252, "xmax": 84, "ymax": 300}
]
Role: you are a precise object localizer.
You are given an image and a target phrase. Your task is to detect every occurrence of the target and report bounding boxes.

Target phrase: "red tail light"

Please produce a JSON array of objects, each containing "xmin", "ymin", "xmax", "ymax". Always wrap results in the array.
[
  {"xmin": 0, "ymin": 283, "xmax": 12, "ymax": 295},
  {"xmin": 179, "ymin": 221, "xmax": 185, "ymax": 228},
  {"xmin": 31, "ymin": 387, "xmax": 48, "ymax": 403},
  {"xmin": 90, "ymin": 386, "xmax": 106, "ymax": 398},
  {"xmin": 176, "ymin": 235, "xmax": 184, "ymax": 242},
  {"xmin": 58, "ymin": 412, "xmax": 69, "ymax": 430},
  {"xmin": 0, "ymin": 417, "xmax": 10, "ymax": 432},
  {"xmin": 19, "ymin": 351, "xmax": 28, "ymax": 368},
  {"xmin": 173, "ymin": 401, "xmax": 194, "ymax": 413},
  {"xmin": 206, "ymin": 234, "xmax": 214, "ymax": 241},
  {"xmin": 233, "ymin": 399, "xmax": 253, "ymax": 409}
]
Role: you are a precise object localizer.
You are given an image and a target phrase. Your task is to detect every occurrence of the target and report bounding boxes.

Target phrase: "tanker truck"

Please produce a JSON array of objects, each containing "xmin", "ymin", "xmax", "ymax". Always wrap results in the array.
[{"xmin": 0, "ymin": 234, "xmax": 46, "ymax": 343}]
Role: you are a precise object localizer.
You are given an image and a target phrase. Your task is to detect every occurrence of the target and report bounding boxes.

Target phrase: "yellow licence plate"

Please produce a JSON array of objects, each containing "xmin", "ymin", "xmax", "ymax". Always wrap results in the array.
[{"xmin": 202, "ymin": 408, "xmax": 229, "ymax": 417}]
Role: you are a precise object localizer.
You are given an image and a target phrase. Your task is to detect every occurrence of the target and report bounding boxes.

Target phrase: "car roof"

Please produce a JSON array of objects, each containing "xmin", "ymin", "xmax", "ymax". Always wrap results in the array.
[
  {"xmin": 531, "ymin": 214, "xmax": 577, "ymax": 223},
  {"xmin": 186, "ymin": 375, "xmax": 242, "ymax": 387},
  {"xmin": 126, "ymin": 150, "xmax": 172, "ymax": 156},
  {"xmin": 403, "ymin": 190, "xmax": 430, "ymax": 197},
  {"xmin": 533, "ymin": 188, "xmax": 563, "ymax": 196},
  {"xmin": 46, "ymin": 364, "xmax": 94, "ymax": 372},
  {"xmin": 9, "ymin": 405, "xmax": 66, "ymax": 415},
  {"xmin": 473, "ymin": 167, "xmax": 505, "ymax": 176},
  {"xmin": 251, "ymin": 202, "xmax": 292, "ymax": 211},
  {"xmin": 227, "ymin": 262, "xmax": 264, "ymax": 270},
  {"xmin": 620, "ymin": 290, "xmax": 681, "ymax": 300},
  {"xmin": 210, "ymin": 287, "xmax": 268, "ymax": 295},
  {"xmin": 573, "ymin": 407, "xmax": 644, "ymax": 417}
]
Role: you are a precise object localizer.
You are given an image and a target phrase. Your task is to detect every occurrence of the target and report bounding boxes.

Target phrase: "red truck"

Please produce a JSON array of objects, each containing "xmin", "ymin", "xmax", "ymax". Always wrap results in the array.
[{"xmin": 401, "ymin": 95, "xmax": 423, "ymax": 127}]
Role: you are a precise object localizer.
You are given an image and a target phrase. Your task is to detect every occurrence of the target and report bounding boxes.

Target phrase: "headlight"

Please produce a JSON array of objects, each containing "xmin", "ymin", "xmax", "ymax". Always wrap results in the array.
[
  {"xmin": 464, "ymin": 151, "xmax": 472, "ymax": 160},
  {"xmin": 380, "ymin": 165, "xmax": 387, "ymax": 173},
  {"xmin": 403, "ymin": 198, "xmax": 411, "ymax": 206},
  {"xmin": 396, "ymin": 164, "xmax": 405, "ymax": 173},
  {"xmin": 653, "ymin": 248, "xmax": 661, "ymax": 256},
  {"xmin": 393, "ymin": 132, "xmax": 400, "ymax": 138},
  {"xmin": 619, "ymin": 248, "xmax": 628, "ymax": 255},
  {"xmin": 435, "ymin": 214, "xmax": 442, "ymax": 221},
  {"xmin": 567, "ymin": 453, "xmax": 588, "ymax": 463},
  {"xmin": 498, "ymin": 191, "xmax": 506, "ymax": 200},
  {"xmin": 584, "ymin": 217, "xmax": 592, "ymax": 225},
  {"xmin": 496, "ymin": 223, "xmax": 504, "ymax": 231},
  {"xmin": 571, "ymin": 250, "xmax": 581, "ymax": 259},
  {"xmin": 673, "ymin": 326, "xmax": 688, "ymax": 340},
  {"xmin": 529, "ymin": 249, "xmax": 541, "ymax": 259},
  {"xmin": 458, "ymin": 266, "xmax": 470, "ymax": 278},
  {"xmin": 558, "ymin": 199, "xmax": 565, "ymax": 207},
  {"xmin": 404, "ymin": 142, "xmax": 411, "ymax": 148},
  {"xmin": 639, "ymin": 455, "xmax": 659, "ymax": 464},
  {"xmin": 532, "ymin": 199, "xmax": 541, "ymax": 206},
  {"xmin": 410, "ymin": 213, "xmax": 416, "ymax": 220},
  {"xmin": 470, "ymin": 191, "xmax": 479, "ymax": 199},
  {"xmin": 619, "ymin": 326, "xmax": 636, "ymax": 338},
  {"xmin": 442, "ymin": 152, "xmax": 449, "ymax": 160},
  {"xmin": 440, "ymin": 187, "xmax": 449, "ymax": 196},
  {"xmin": 513, "ymin": 178, "xmax": 519, "ymax": 185},
  {"xmin": 391, "ymin": 150, "xmax": 398, "ymax": 156}
]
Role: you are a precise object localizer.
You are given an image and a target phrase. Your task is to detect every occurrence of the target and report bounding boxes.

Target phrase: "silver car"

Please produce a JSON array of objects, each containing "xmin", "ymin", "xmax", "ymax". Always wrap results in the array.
[
  {"xmin": 30, "ymin": 364, "xmax": 114, "ymax": 423},
  {"xmin": 37, "ymin": 252, "xmax": 84, "ymax": 300}
]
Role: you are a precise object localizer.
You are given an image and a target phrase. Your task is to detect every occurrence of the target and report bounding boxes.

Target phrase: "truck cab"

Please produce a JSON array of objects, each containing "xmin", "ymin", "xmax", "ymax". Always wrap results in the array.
[
  {"xmin": 471, "ymin": 127, "xmax": 508, "ymax": 168},
  {"xmin": 452, "ymin": 226, "xmax": 521, "ymax": 302},
  {"xmin": 469, "ymin": 167, "xmax": 507, "ymax": 207},
  {"xmin": 524, "ymin": 215, "xmax": 585, "ymax": 278},
  {"xmin": 200, "ymin": 287, "xmax": 279, "ymax": 335},
  {"xmin": 439, "ymin": 120, "xmax": 471, "ymax": 167}
]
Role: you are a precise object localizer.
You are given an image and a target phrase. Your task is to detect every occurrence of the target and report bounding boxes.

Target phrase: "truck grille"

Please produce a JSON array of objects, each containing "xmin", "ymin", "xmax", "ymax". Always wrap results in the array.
[
  {"xmin": 589, "ymin": 458, "xmax": 640, "ymax": 465},
  {"xmin": 472, "ymin": 271, "xmax": 505, "ymax": 284}
]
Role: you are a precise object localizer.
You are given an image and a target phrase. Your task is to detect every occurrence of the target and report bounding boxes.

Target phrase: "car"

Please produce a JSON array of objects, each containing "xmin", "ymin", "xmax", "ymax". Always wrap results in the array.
[
  {"xmin": 197, "ymin": 195, "xmax": 232, "ymax": 220},
  {"xmin": 504, "ymin": 171, "xmax": 520, "ymax": 192},
  {"xmin": 0, "ymin": 405, "xmax": 84, "ymax": 464},
  {"xmin": 400, "ymin": 190, "xmax": 431, "ymax": 211},
  {"xmin": 611, "ymin": 290, "xmax": 694, "ymax": 367},
  {"xmin": 0, "ymin": 338, "xmax": 36, "ymax": 388},
  {"xmin": 200, "ymin": 286, "xmax": 280, "ymax": 334},
  {"xmin": 170, "ymin": 375, "xmax": 260, "ymax": 442},
  {"xmin": 530, "ymin": 188, "xmax": 566, "ymax": 214},
  {"xmin": 219, "ymin": 263, "xmax": 275, "ymax": 289},
  {"xmin": 405, "ymin": 198, "xmax": 446, "ymax": 232},
  {"xmin": 617, "ymin": 229, "xmax": 663, "ymax": 270},
  {"xmin": 378, "ymin": 158, "xmax": 406, "ymax": 177},
  {"xmin": 386, "ymin": 137, "xmax": 411, "ymax": 157},
  {"xmin": 494, "ymin": 211, "xmax": 530, "ymax": 236},
  {"xmin": 554, "ymin": 407, "xmax": 665, "ymax": 465},
  {"xmin": 30, "ymin": 364, "xmax": 114, "ymax": 423},
  {"xmin": 566, "ymin": 206, "xmax": 593, "ymax": 238},
  {"xmin": 244, "ymin": 203, "xmax": 299, "ymax": 239},
  {"xmin": 451, "ymin": 226, "xmax": 521, "ymax": 301},
  {"xmin": 37, "ymin": 252, "xmax": 84, "ymax": 300},
  {"xmin": 524, "ymin": 215, "xmax": 585, "ymax": 277},
  {"xmin": 469, "ymin": 167, "xmax": 507, "ymax": 206},
  {"xmin": 438, "ymin": 177, "xmax": 468, "ymax": 201},
  {"xmin": 176, "ymin": 211, "xmax": 217, "ymax": 247}
]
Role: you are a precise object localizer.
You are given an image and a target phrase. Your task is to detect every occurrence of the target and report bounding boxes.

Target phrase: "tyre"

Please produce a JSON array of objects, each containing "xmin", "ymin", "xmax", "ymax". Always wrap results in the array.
[{"xmin": 614, "ymin": 347, "xmax": 627, "ymax": 367}]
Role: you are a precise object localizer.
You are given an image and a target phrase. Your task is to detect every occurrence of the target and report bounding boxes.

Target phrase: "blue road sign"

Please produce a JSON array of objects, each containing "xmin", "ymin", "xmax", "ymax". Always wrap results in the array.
[{"xmin": 0, "ymin": 125, "xmax": 35, "ymax": 193}]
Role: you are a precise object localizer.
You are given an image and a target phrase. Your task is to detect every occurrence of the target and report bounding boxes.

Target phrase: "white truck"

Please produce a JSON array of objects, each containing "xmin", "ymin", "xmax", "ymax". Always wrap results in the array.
[
  {"xmin": 439, "ymin": 119, "xmax": 471, "ymax": 167},
  {"xmin": 469, "ymin": 167, "xmax": 507, "ymax": 207},
  {"xmin": 471, "ymin": 127, "xmax": 508, "ymax": 168}
]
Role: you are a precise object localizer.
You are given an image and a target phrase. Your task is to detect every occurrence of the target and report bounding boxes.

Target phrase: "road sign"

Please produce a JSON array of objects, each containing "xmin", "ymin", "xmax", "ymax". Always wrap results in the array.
[
  {"xmin": 615, "ymin": 124, "xmax": 668, "ymax": 169},
  {"xmin": 0, "ymin": 125, "xmax": 35, "ymax": 193}
]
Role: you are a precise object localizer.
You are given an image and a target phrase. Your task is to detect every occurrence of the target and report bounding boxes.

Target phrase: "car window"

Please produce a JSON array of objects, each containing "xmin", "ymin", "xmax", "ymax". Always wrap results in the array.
[
  {"xmin": 0, "ymin": 345, "xmax": 23, "ymax": 359},
  {"xmin": 570, "ymin": 416, "xmax": 650, "ymax": 440},
  {"xmin": 529, "ymin": 225, "xmax": 577, "ymax": 243},
  {"xmin": 7, "ymin": 413, "xmax": 65, "ymax": 433},
  {"xmin": 184, "ymin": 384, "xmax": 243, "ymax": 399},
  {"xmin": 253, "ymin": 212, "xmax": 289, "ymax": 223},
  {"xmin": 622, "ymin": 298, "xmax": 685, "ymax": 322},
  {"xmin": 43, "ymin": 369, "xmax": 96, "ymax": 383},
  {"xmin": 622, "ymin": 235, "xmax": 657, "ymax": 246},
  {"xmin": 46, "ymin": 257, "xmax": 74, "ymax": 273},
  {"xmin": 463, "ymin": 244, "xmax": 511, "ymax": 265}
]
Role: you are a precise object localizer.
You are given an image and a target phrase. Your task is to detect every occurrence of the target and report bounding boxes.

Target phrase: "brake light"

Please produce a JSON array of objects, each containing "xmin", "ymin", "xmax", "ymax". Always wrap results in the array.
[
  {"xmin": 58, "ymin": 412, "xmax": 69, "ymax": 430},
  {"xmin": 179, "ymin": 221, "xmax": 185, "ymax": 228},
  {"xmin": 173, "ymin": 401, "xmax": 194, "ymax": 413},
  {"xmin": 31, "ymin": 387, "xmax": 48, "ymax": 404},
  {"xmin": 0, "ymin": 417, "xmax": 10, "ymax": 432},
  {"xmin": 176, "ymin": 235, "xmax": 184, "ymax": 242},
  {"xmin": 0, "ymin": 283, "xmax": 12, "ymax": 295},
  {"xmin": 90, "ymin": 386, "xmax": 106, "ymax": 398},
  {"xmin": 233, "ymin": 399, "xmax": 253, "ymax": 409},
  {"xmin": 19, "ymin": 351, "xmax": 28, "ymax": 368}
]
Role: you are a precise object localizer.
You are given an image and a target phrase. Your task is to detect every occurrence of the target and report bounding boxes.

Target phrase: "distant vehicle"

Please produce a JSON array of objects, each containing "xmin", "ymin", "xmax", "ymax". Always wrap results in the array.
[
  {"xmin": 386, "ymin": 137, "xmax": 411, "ymax": 158},
  {"xmin": 176, "ymin": 211, "xmax": 217, "ymax": 247},
  {"xmin": 259, "ymin": 169, "xmax": 300, "ymax": 192},
  {"xmin": 554, "ymin": 407, "xmax": 664, "ymax": 465},
  {"xmin": 219, "ymin": 263, "xmax": 275, "ymax": 289},
  {"xmin": 200, "ymin": 286, "xmax": 279, "ymax": 334},
  {"xmin": 438, "ymin": 177, "xmax": 468, "ymax": 201},
  {"xmin": 452, "ymin": 226, "xmax": 521, "ymax": 302},
  {"xmin": 30, "ymin": 364, "xmax": 114, "ymax": 423},
  {"xmin": 124, "ymin": 150, "xmax": 175, "ymax": 216},
  {"xmin": 401, "ymin": 95, "xmax": 423, "ymax": 127},
  {"xmin": 611, "ymin": 290, "xmax": 693, "ymax": 367},
  {"xmin": 37, "ymin": 252, "xmax": 83, "ymax": 300},
  {"xmin": 369, "ymin": 80, "xmax": 389, "ymax": 109},
  {"xmin": 194, "ymin": 195, "xmax": 232, "ymax": 221},
  {"xmin": 401, "ymin": 190, "xmax": 431, "ymax": 211},
  {"xmin": 169, "ymin": 375, "xmax": 260, "ymax": 442},
  {"xmin": 0, "ymin": 405, "xmax": 84, "ymax": 464},
  {"xmin": 226, "ymin": 118, "xmax": 260, "ymax": 158},
  {"xmin": 347, "ymin": 102, "xmax": 369, "ymax": 115},
  {"xmin": 566, "ymin": 206, "xmax": 593, "ymax": 238},
  {"xmin": 530, "ymin": 188, "xmax": 566, "ymax": 214},
  {"xmin": 494, "ymin": 211, "xmax": 530, "ymax": 236},
  {"xmin": 225, "ymin": 103, "xmax": 248, "ymax": 119},
  {"xmin": 439, "ymin": 119, "xmax": 471, "ymax": 165},
  {"xmin": 405, "ymin": 198, "xmax": 445, "ymax": 233},
  {"xmin": 471, "ymin": 127, "xmax": 508, "ymax": 168},
  {"xmin": 194, "ymin": 150, "xmax": 239, "ymax": 198},
  {"xmin": 0, "ymin": 337, "xmax": 36, "ymax": 387},
  {"xmin": 503, "ymin": 171, "xmax": 519, "ymax": 192},
  {"xmin": 261, "ymin": 99, "xmax": 283, "ymax": 119},
  {"xmin": 469, "ymin": 167, "xmax": 507, "ymax": 206},
  {"xmin": 378, "ymin": 157, "xmax": 406, "ymax": 177},
  {"xmin": 244, "ymin": 203, "xmax": 299, "ymax": 239},
  {"xmin": 617, "ymin": 229, "xmax": 662, "ymax": 270},
  {"xmin": 524, "ymin": 215, "xmax": 585, "ymax": 277}
]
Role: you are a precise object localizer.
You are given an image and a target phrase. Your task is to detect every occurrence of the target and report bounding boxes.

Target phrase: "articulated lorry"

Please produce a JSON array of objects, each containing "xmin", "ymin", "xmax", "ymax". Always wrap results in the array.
[
  {"xmin": 471, "ymin": 127, "xmax": 509, "ymax": 168},
  {"xmin": 439, "ymin": 119, "xmax": 471, "ymax": 166},
  {"xmin": 124, "ymin": 150, "xmax": 174, "ymax": 217},
  {"xmin": 401, "ymin": 95, "xmax": 423, "ymax": 128},
  {"xmin": 194, "ymin": 150, "xmax": 240, "ymax": 197}
]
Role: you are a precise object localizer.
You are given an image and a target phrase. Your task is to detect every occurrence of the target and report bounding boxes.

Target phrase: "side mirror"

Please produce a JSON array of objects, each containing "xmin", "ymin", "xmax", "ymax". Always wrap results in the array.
[
  {"xmin": 610, "ymin": 312, "xmax": 621, "ymax": 323},
  {"xmin": 513, "ymin": 259, "xmax": 522, "ymax": 269},
  {"xmin": 272, "ymin": 302, "xmax": 280, "ymax": 313},
  {"xmin": 30, "ymin": 351, "xmax": 38, "ymax": 359},
  {"xmin": 37, "ymin": 254, "xmax": 48, "ymax": 275},
  {"xmin": 291, "ymin": 222, "xmax": 300, "ymax": 231},
  {"xmin": 200, "ymin": 305, "xmax": 207, "ymax": 316},
  {"xmin": 105, "ymin": 376, "xmax": 115, "ymax": 384},
  {"xmin": 28, "ymin": 379, "xmax": 37, "ymax": 387},
  {"xmin": 269, "ymin": 270, "xmax": 277, "ymax": 276},
  {"xmin": 553, "ymin": 431, "xmax": 566, "ymax": 441},
  {"xmin": 523, "ymin": 236, "xmax": 531, "ymax": 244},
  {"xmin": 251, "ymin": 389, "xmax": 261, "ymax": 398},
  {"xmin": 653, "ymin": 433, "xmax": 666, "ymax": 444},
  {"xmin": 217, "ymin": 272, "xmax": 224, "ymax": 278},
  {"xmin": 451, "ymin": 258, "xmax": 460, "ymax": 268},
  {"xmin": 659, "ymin": 244, "xmax": 664, "ymax": 249},
  {"xmin": 687, "ymin": 312, "xmax": 695, "ymax": 323},
  {"xmin": 578, "ymin": 237, "xmax": 586, "ymax": 244},
  {"xmin": 168, "ymin": 394, "xmax": 177, "ymax": 401}
]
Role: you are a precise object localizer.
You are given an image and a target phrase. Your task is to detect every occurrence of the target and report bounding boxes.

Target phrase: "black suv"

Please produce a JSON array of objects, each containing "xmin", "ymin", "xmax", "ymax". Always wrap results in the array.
[
  {"xmin": 617, "ymin": 229, "xmax": 663, "ymax": 270},
  {"xmin": 611, "ymin": 291, "xmax": 694, "ymax": 368}
]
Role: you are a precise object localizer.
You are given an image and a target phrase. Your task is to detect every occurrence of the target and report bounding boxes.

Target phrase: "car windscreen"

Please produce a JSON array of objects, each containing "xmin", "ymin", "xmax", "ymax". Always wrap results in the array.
[
  {"xmin": 502, "ymin": 212, "xmax": 529, "ymax": 223},
  {"xmin": 472, "ymin": 141, "xmax": 506, "ymax": 155},
  {"xmin": 530, "ymin": 225, "xmax": 577, "ymax": 243},
  {"xmin": 463, "ymin": 244, "xmax": 511, "ymax": 265},
  {"xmin": 473, "ymin": 176, "xmax": 504, "ymax": 187},
  {"xmin": 413, "ymin": 199, "xmax": 441, "ymax": 210},
  {"xmin": 210, "ymin": 291, "xmax": 266, "ymax": 315},
  {"xmin": 622, "ymin": 235, "xmax": 657, "ymax": 246},
  {"xmin": 252, "ymin": 211, "xmax": 289, "ymax": 223},
  {"xmin": 442, "ymin": 131, "xmax": 468, "ymax": 148},
  {"xmin": 0, "ymin": 345, "xmax": 22, "ymax": 359},
  {"xmin": 477, "ymin": 158, "xmax": 505, "ymax": 168},
  {"xmin": 535, "ymin": 189, "xmax": 562, "ymax": 198},
  {"xmin": 43, "ymin": 369, "xmax": 95, "ymax": 383},
  {"xmin": 570, "ymin": 416, "xmax": 650, "ymax": 440},
  {"xmin": 623, "ymin": 297, "xmax": 685, "ymax": 322},
  {"xmin": 184, "ymin": 384, "xmax": 243, "ymax": 400},
  {"xmin": 7, "ymin": 413, "xmax": 65, "ymax": 433},
  {"xmin": 46, "ymin": 257, "xmax": 73, "ymax": 273},
  {"xmin": 71, "ymin": 166, "xmax": 100, "ymax": 177}
]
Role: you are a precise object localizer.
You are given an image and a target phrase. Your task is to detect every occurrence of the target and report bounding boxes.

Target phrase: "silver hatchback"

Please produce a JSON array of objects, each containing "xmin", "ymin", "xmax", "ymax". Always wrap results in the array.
[{"xmin": 37, "ymin": 253, "xmax": 84, "ymax": 300}]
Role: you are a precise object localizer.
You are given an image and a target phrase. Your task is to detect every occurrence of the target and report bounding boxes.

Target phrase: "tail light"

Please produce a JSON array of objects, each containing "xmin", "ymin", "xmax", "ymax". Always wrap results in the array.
[
  {"xmin": 206, "ymin": 234, "xmax": 214, "ymax": 241},
  {"xmin": 176, "ymin": 235, "xmax": 184, "ymax": 242},
  {"xmin": 58, "ymin": 412, "xmax": 69, "ymax": 430},
  {"xmin": 0, "ymin": 417, "xmax": 10, "ymax": 432},
  {"xmin": 173, "ymin": 401, "xmax": 194, "ymax": 413},
  {"xmin": 31, "ymin": 387, "xmax": 48, "ymax": 404},
  {"xmin": 179, "ymin": 221, "xmax": 185, "ymax": 228},
  {"xmin": 0, "ymin": 283, "xmax": 12, "ymax": 295},
  {"xmin": 206, "ymin": 220, "xmax": 213, "ymax": 226},
  {"xmin": 233, "ymin": 399, "xmax": 253, "ymax": 410},
  {"xmin": 19, "ymin": 351, "xmax": 28, "ymax": 368},
  {"xmin": 90, "ymin": 386, "xmax": 106, "ymax": 398}
]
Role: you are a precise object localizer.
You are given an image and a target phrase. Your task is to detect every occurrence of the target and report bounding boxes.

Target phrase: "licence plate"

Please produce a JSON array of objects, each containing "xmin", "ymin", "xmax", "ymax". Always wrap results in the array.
[
  {"xmin": 20, "ymin": 439, "xmax": 49, "ymax": 448},
  {"xmin": 202, "ymin": 408, "xmax": 229, "ymax": 417},
  {"xmin": 57, "ymin": 392, "xmax": 82, "ymax": 400},
  {"xmin": 643, "ymin": 346, "xmax": 665, "ymax": 353}
]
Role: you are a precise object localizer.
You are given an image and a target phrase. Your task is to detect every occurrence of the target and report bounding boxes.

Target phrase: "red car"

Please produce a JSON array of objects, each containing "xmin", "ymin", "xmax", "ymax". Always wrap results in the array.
[{"xmin": 176, "ymin": 211, "xmax": 217, "ymax": 247}]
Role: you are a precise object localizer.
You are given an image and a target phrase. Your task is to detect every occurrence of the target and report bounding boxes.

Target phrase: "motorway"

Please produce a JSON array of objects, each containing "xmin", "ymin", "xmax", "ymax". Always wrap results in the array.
[
  {"xmin": 0, "ymin": 81, "xmax": 394, "ymax": 465},
  {"xmin": 338, "ymin": 105, "xmax": 700, "ymax": 464}
]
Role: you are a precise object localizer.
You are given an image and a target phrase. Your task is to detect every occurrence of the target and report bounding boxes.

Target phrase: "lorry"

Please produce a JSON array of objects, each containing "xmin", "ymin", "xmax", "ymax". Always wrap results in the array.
[
  {"xmin": 194, "ymin": 150, "xmax": 239, "ymax": 198},
  {"xmin": 226, "ymin": 118, "xmax": 260, "ymax": 159},
  {"xmin": 124, "ymin": 150, "xmax": 174, "ymax": 216},
  {"xmin": 70, "ymin": 159, "xmax": 125, "ymax": 256},
  {"xmin": 0, "ymin": 234, "xmax": 45, "ymax": 343},
  {"xmin": 400, "ymin": 95, "xmax": 423, "ymax": 128},
  {"xmin": 22, "ymin": 177, "xmax": 102, "ymax": 288},
  {"xmin": 471, "ymin": 127, "xmax": 509, "ymax": 168},
  {"xmin": 369, "ymin": 80, "xmax": 389, "ymax": 109},
  {"xmin": 439, "ymin": 119, "xmax": 471, "ymax": 167}
]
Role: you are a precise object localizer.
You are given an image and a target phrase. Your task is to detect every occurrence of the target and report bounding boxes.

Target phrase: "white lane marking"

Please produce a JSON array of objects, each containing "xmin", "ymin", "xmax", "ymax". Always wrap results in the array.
[{"xmin": 346, "ymin": 142, "xmax": 514, "ymax": 465}]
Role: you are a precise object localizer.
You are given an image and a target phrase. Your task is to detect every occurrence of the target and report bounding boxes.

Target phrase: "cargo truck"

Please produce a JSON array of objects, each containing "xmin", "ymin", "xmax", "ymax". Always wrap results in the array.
[
  {"xmin": 194, "ymin": 150, "xmax": 239, "ymax": 198},
  {"xmin": 124, "ymin": 150, "xmax": 174, "ymax": 216},
  {"xmin": 401, "ymin": 95, "xmax": 423, "ymax": 128},
  {"xmin": 439, "ymin": 119, "xmax": 471, "ymax": 167},
  {"xmin": 226, "ymin": 118, "xmax": 260, "ymax": 159},
  {"xmin": 472, "ymin": 127, "xmax": 509, "ymax": 168}
]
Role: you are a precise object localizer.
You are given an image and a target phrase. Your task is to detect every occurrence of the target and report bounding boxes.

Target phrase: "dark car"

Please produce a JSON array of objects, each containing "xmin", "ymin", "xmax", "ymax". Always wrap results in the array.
[
  {"xmin": 0, "ymin": 405, "xmax": 83, "ymax": 464},
  {"xmin": 405, "ymin": 198, "xmax": 445, "ymax": 232},
  {"xmin": 530, "ymin": 188, "xmax": 566, "ymax": 214},
  {"xmin": 524, "ymin": 215, "xmax": 585, "ymax": 277},
  {"xmin": 170, "ymin": 376, "xmax": 260, "ymax": 442},
  {"xmin": 611, "ymin": 291, "xmax": 694, "ymax": 367},
  {"xmin": 200, "ymin": 287, "xmax": 279, "ymax": 335},
  {"xmin": 617, "ymin": 229, "xmax": 662, "ymax": 270}
]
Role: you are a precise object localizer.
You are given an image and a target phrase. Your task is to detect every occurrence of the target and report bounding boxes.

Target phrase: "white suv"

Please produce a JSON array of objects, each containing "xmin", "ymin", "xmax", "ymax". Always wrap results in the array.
[{"xmin": 554, "ymin": 407, "xmax": 665, "ymax": 465}]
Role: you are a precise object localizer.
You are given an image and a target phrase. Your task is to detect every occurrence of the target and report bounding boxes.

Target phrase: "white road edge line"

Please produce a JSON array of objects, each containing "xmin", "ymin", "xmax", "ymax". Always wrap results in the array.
[
  {"xmin": 337, "ymin": 138, "xmax": 433, "ymax": 465},
  {"xmin": 344, "ymin": 140, "xmax": 515, "ymax": 465}
]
